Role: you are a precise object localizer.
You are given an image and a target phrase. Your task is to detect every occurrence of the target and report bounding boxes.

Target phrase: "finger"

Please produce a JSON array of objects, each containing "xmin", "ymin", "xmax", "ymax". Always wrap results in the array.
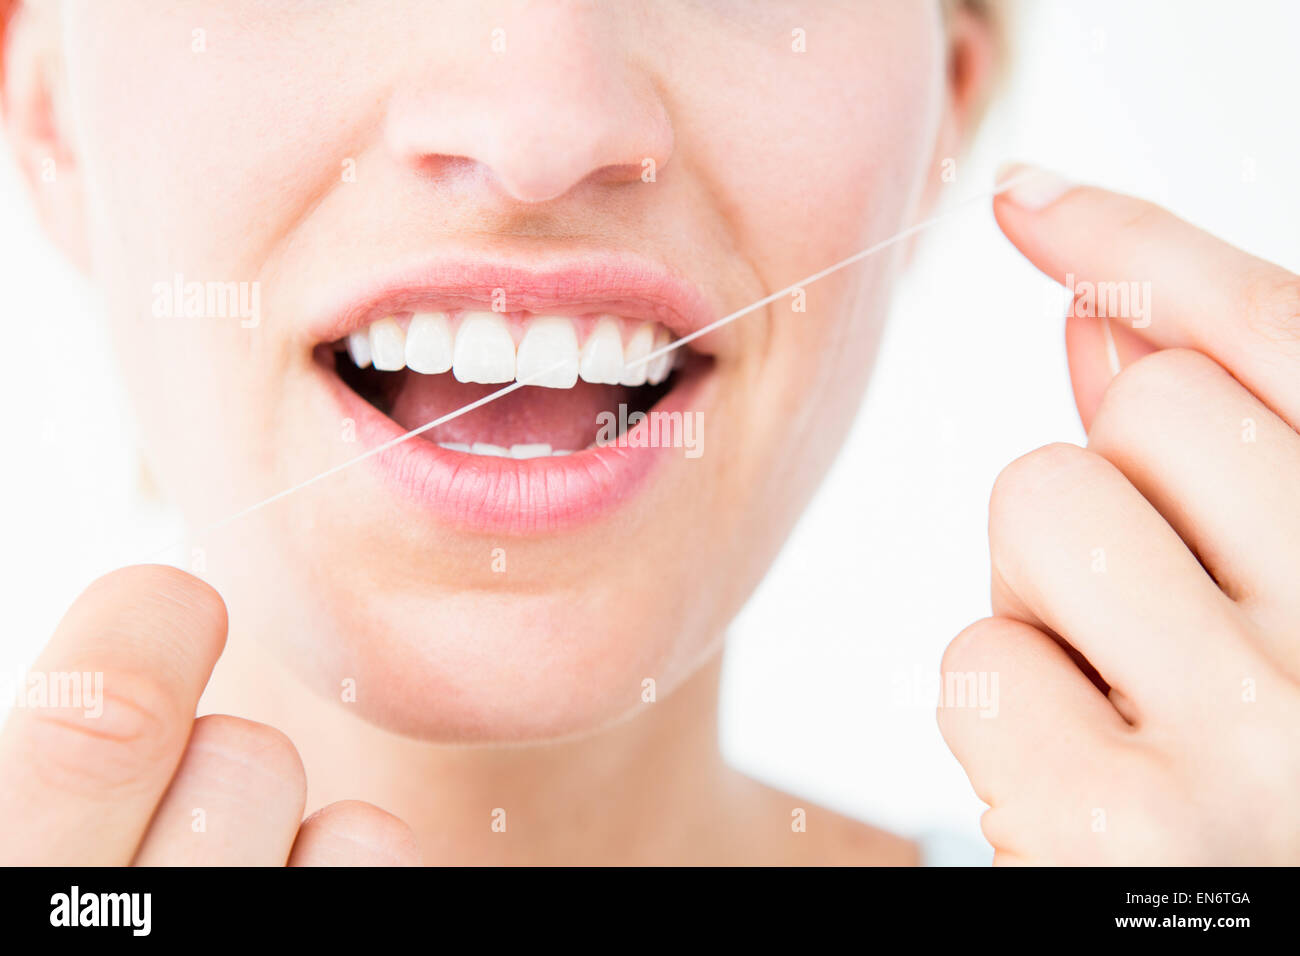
[
  {"xmin": 1087, "ymin": 348, "xmax": 1300, "ymax": 672},
  {"xmin": 1064, "ymin": 312, "xmax": 1155, "ymax": 430},
  {"xmin": 132, "ymin": 715, "xmax": 306, "ymax": 866},
  {"xmin": 996, "ymin": 166, "xmax": 1300, "ymax": 429},
  {"xmin": 288, "ymin": 800, "xmax": 421, "ymax": 867},
  {"xmin": 990, "ymin": 561, "xmax": 1114, "ymax": 700},
  {"xmin": 937, "ymin": 617, "xmax": 1126, "ymax": 808},
  {"xmin": 0, "ymin": 565, "xmax": 227, "ymax": 865},
  {"xmin": 988, "ymin": 442, "xmax": 1247, "ymax": 722},
  {"xmin": 1088, "ymin": 348, "xmax": 1300, "ymax": 601}
]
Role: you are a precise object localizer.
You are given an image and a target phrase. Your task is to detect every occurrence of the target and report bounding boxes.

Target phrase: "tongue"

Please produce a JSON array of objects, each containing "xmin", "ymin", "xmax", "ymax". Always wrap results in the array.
[{"xmin": 389, "ymin": 372, "xmax": 630, "ymax": 450}]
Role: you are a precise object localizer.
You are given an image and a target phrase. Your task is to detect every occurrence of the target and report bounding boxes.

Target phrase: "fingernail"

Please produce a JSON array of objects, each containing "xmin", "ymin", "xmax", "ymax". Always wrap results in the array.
[{"xmin": 995, "ymin": 163, "xmax": 1074, "ymax": 211}]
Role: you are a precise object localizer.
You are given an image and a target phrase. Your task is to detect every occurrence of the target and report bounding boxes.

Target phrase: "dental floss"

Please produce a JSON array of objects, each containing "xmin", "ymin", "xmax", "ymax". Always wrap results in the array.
[
  {"xmin": 1101, "ymin": 317, "xmax": 1123, "ymax": 378},
  {"xmin": 141, "ymin": 168, "xmax": 1043, "ymax": 562}
]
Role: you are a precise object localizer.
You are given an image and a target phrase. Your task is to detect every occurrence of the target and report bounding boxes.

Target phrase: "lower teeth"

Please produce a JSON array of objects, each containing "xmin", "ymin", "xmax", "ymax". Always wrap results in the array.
[{"xmin": 436, "ymin": 442, "xmax": 578, "ymax": 458}]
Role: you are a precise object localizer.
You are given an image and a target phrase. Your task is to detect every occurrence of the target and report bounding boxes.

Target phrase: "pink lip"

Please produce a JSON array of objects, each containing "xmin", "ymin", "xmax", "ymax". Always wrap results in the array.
[
  {"xmin": 318, "ymin": 351, "xmax": 713, "ymax": 535},
  {"xmin": 306, "ymin": 252, "xmax": 728, "ymax": 356}
]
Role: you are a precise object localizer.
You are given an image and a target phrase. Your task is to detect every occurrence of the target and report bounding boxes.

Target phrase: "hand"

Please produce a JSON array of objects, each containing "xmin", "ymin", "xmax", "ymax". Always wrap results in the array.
[
  {"xmin": 0, "ymin": 565, "xmax": 420, "ymax": 865},
  {"xmin": 938, "ymin": 167, "xmax": 1300, "ymax": 864}
]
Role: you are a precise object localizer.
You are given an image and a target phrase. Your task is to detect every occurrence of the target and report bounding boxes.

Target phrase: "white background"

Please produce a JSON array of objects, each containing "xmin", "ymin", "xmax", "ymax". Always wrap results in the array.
[{"xmin": 2, "ymin": 1, "xmax": 1298, "ymax": 849}]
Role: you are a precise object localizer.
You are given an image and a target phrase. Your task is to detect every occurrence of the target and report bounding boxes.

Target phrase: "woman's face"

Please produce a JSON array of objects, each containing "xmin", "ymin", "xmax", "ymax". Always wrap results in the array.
[{"xmin": 39, "ymin": 0, "xmax": 961, "ymax": 739}]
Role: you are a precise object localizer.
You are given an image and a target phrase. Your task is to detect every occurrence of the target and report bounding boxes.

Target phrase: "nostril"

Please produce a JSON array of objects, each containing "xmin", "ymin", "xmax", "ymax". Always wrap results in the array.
[
  {"xmin": 404, "ymin": 153, "xmax": 481, "ymax": 182},
  {"xmin": 586, "ymin": 161, "xmax": 657, "ymax": 189},
  {"xmin": 383, "ymin": 67, "xmax": 673, "ymax": 205}
]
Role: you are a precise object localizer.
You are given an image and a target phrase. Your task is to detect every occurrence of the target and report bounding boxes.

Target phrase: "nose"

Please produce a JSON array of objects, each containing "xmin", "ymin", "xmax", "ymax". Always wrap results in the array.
[{"xmin": 384, "ymin": 4, "xmax": 673, "ymax": 204}]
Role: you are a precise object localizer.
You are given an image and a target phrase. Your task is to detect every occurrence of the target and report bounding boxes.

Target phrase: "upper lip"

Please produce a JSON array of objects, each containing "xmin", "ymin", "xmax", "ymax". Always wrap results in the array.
[{"xmin": 305, "ymin": 251, "xmax": 728, "ymax": 356}]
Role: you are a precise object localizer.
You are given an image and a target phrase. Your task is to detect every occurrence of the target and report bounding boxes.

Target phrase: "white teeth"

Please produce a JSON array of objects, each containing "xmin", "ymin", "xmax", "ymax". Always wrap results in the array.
[
  {"xmin": 368, "ymin": 317, "xmax": 407, "ymax": 371},
  {"xmin": 619, "ymin": 322, "xmax": 655, "ymax": 386},
  {"xmin": 578, "ymin": 317, "xmax": 625, "ymax": 385},
  {"xmin": 646, "ymin": 326, "xmax": 673, "ymax": 386},
  {"xmin": 435, "ymin": 440, "xmax": 566, "ymax": 459},
  {"xmin": 509, "ymin": 443, "xmax": 552, "ymax": 459},
  {"xmin": 453, "ymin": 312, "xmax": 516, "ymax": 384},
  {"xmin": 344, "ymin": 312, "xmax": 678, "ymax": 387},
  {"xmin": 346, "ymin": 330, "xmax": 373, "ymax": 369},
  {"xmin": 516, "ymin": 316, "xmax": 579, "ymax": 388},
  {"xmin": 552, "ymin": 449, "xmax": 576, "ymax": 456},
  {"xmin": 405, "ymin": 312, "xmax": 454, "ymax": 374}
]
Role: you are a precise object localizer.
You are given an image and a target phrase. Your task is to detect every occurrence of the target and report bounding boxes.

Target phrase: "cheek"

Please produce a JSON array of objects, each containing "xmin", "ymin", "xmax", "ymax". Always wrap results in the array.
[
  {"xmin": 63, "ymin": 6, "xmax": 366, "ymax": 274},
  {"xmin": 59, "ymin": 5, "xmax": 381, "ymax": 508},
  {"xmin": 681, "ymin": 5, "xmax": 945, "ymax": 566},
  {"xmin": 60, "ymin": 2, "xmax": 392, "ymax": 350},
  {"xmin": 708, "ymin": 9, "xmax": 945, "ymax": 427},
  {"xmin": 690, "ymin": 3, "xmax": 945, "ymax": 387},
  {"xmin": 701, "ymin": 4, "xmax": 944, "ymax": 267}
]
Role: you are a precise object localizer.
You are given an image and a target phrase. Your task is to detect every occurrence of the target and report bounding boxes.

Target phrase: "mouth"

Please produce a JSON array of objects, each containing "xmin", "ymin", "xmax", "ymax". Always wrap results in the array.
[
  {"xmin": 311, "ymin": 258, "xmax": 719, "ymax": 534},
  {"xmin": 326, "ymin": 310, "xmax": 698, "ymax": 456}
]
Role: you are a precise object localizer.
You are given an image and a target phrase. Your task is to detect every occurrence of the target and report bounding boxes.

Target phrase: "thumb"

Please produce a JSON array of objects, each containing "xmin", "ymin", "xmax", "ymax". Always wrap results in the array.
[{"xmin": 991, "ymin": 164, "xmax": 1159, "ymax": 430}]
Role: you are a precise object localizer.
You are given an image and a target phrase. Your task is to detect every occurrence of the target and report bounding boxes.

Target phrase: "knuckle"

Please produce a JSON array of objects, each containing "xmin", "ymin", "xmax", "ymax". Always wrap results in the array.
[
  {"xmin": 1243, "ymin": 270, "xmax": 1300, "ymax": 345},
  {"xmin": 940, "ymin": 617, "xmax": 1015, "ymax": 678},
  {"xmin": 1114, "ymin": 346, "xmax": 1218, "ymax": 401},
  {"xmin": 84, "ymin": 565, "xmax": 225, "ymax": 628},
  {"xmin": 1093, "ymin": 348, "xmax": 1222, "ymax": 433},
  {"xmin": 306, "ymin": 799, "xmax": 380, "ymax": 826},
  {"xmin": 938, "ymin": 619, "xmax": 1019, "ymax": 740},
  {"xmin": 21, "ymin": 669, "xmax": 188, "ymax": 796},
  {"xmin": 307, "ymin": 799, "xmax": 400, "ymax": 835},
  {"xmin": 300, "ymin": 800, "xmax": 421, "ymax": 866},
  {"xmin": 63, "ymin": 565, "xmax": 227, "ymax": 683},
  {"xmin": 186, "ymin": 715, "xmax": 306, "ymax": 805},
  {"xmin": 988, "ymin": 442, "xmax": 1093, "ymax": 528},
  {"xmin": 79, "ymin": 567, "xmax": 226, "ymax": 650}
]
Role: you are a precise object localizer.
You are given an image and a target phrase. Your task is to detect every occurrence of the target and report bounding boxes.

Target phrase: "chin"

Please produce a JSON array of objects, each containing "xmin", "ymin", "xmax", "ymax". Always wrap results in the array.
[
  {"xmin": 264, "ymin": 578, "xmax": 693, "ymax": 743},
  {"xmin": 195, "ymin": 252, "xmax": 740, "ymax": 740},
  {"xmin": 340, "ymin": 595, "xmax": 691, "ymax": 743},
  {"xmin": 156, "ymin": 247, "xmax": 774, "ymax": 743}
]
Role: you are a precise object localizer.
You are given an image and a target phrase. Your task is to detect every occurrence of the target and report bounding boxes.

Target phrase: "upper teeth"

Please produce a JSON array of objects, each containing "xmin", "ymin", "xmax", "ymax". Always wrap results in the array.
[
  {"xmin": 452, "ymin": 311, "xmax": 516, "ymax": 384},
  {"xmin": 404, "ymin": 312, "xmax": 454, "ymax": 374},
  {"xmin": 344, "ymin": 312, "xmax": 677, "ymax": 387}
]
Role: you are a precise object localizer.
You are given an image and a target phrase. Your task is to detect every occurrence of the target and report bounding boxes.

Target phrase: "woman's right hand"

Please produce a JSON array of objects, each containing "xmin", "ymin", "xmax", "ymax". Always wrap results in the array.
[{"xmin": 0, "ymin": 565, "xmax": 419, "ymax": 865}]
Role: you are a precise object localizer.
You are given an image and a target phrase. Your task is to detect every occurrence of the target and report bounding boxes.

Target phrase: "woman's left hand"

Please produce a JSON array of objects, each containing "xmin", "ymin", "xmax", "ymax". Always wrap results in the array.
[{"xmin": 938, "ymin": 168, "xmax": 1300, "ymax": 864}]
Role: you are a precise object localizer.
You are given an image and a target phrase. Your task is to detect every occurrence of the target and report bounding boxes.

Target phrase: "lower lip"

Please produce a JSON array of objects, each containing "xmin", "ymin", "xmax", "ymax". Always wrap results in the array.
[{"xmin": 318, "ymin": 354, "xmax": 713, "ymax": 535}]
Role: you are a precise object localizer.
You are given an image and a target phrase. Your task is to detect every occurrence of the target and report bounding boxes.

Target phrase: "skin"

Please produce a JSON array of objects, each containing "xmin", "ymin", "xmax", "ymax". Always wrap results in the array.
[
  {"xmin": 4, "ymin": 0, "xmax": 986, "ymax": 865},
  {"xmin": 11, "ymin": 0, "xmax": 958, "ymax": 748},
  {"xmin": 1, "ymin": 1, "xmax": 1294, "ymax": 865},
  {"xmin": 941, "ymin": 178, "xmax": 1300, "ymax": 864}
]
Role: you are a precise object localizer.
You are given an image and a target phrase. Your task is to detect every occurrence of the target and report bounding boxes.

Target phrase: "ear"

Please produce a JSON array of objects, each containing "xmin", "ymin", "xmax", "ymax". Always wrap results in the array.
[
  {"xmin": 1, "ymin": 0, "xmax": 90, "ymax": 272},
  {"xmin": 920, "ymin": 2, "xmax": 999, "ymax": 212}
]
